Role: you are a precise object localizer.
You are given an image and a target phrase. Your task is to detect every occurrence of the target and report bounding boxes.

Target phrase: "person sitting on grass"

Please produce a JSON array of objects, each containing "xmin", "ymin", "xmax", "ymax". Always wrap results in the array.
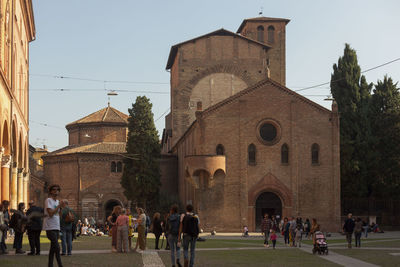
[{"xmin": 243, "ymin": 226, "xmax": 249, "ymax": 237}]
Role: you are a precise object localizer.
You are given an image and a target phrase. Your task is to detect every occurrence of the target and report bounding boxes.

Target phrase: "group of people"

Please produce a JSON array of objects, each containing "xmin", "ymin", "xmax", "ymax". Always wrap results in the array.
[
  {"xmin": 259, "ymin": 214, "xmax": 319, "ymax": 248},
  {"xmin": 0, "ymin": 184, "xmax": 77, "ymax": 267},
  {"xmin": 343, "ymin": 213, "xmax": 383, "ymax": 248},
  {"xmin": 107, "ymin": 203, "xmax": 200, "ymax": 267}
]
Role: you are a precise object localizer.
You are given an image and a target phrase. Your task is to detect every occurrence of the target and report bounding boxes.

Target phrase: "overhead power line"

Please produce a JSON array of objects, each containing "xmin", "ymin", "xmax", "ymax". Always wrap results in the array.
[
  {"xmin": 30, "ymin": 120, "xmax": 65, "ymax": 130},
  {"xmin": 29, "ymin": 73, "xmax": 169, "ymax": 85},
  {"xmin": 295, "ymin": 57, "xmax": 400, "ymax": 92},
  {"xmin": 30, "ymin": 88, "xmax": 169, "ymax": 94},
  {"xmin": 155, "ymin": 107, "xmax": 170, "ymax": 123}
]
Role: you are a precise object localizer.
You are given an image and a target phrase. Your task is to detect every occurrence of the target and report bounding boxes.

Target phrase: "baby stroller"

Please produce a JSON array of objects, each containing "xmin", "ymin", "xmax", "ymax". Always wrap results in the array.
[{"xmin": 312, "ymin": 231, "xmax": 328, "ymax": 255}]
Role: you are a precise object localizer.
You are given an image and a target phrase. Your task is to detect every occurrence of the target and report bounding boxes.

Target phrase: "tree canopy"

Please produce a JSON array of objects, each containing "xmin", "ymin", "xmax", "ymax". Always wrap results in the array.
[
  {"xmin": 121, "ymin": 96, "xmax": 161, "ymax": 209},
  {"xmin": 331, "ymin": 44, "xmax": 400, "ymax": 199}
]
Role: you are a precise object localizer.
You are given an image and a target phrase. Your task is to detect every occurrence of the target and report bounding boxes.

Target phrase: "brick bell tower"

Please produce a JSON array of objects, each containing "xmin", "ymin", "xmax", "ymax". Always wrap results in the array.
[{"xmin": 237, "ymin": 17, "xmax": 290, "ymax": 86}]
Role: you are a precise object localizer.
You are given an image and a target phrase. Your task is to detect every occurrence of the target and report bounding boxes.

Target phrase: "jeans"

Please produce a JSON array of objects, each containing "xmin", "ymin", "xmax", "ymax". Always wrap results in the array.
[
  {"xmin": 354, "ymin": 232, "xmax": 361, "ymax": 247},
  {"xmin": 363, "ymin": 226, "xmax": 368, "ymax": 238},
  {"xmin": 284, "ymin": 231, "xmax": 289, "ymax": 244},
  {"xmin": 183, "ymin": 234, "xmax": 196, "ymax": 267},
  {"xmin": 346, "ymin": 232, "xmax": 353, "ymax": 246},
  {"xmin": 168, "ymin": 234, "xmax": 180, "ymax": 265},
  {"xmin": 13, "ymin": 231, "xmax": 23, "ymax": 250},
  {"xmin": 46, "ymin": 230, "xmax": 62, "ymax": 267},
  {"xmin": 60, "ymin": 228, "xmax": 72, "ymax": 254},
  {"xmin": 263, "ymin": 230, "xmax": 270, "ymax": 245},
  {"xmin": 28, "ymin": 230, "xmax": 41, "ymax": 254}
]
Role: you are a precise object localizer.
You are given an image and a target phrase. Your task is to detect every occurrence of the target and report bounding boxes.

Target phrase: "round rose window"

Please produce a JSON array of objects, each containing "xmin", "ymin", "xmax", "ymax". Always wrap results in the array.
[{"xmin": 259, "ymin": 123, "xmax": 277, "ymax": 142}]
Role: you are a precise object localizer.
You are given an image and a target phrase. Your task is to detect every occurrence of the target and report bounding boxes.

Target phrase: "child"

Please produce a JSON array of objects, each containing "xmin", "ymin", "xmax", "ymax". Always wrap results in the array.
[
  {"xmin": 270, "ymin": 230, "xmax": 277, "ymax": 249},
  {"xmin": 243, "ymin": 226, "xmax": 249, "ymax": 237},
  {"xmin": 295, "ymin": 226, "xmax": 303, "ymax": 247}
]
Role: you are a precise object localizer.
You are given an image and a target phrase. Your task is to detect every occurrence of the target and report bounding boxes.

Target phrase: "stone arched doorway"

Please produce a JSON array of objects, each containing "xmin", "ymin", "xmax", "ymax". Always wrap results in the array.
[
  {"xmin": 104, "ymin": 199, "xmax": 122, "ymax": 220},
  {"xmin": 255, "ymin": 192, "xmax": 282, "ymax": 230}
]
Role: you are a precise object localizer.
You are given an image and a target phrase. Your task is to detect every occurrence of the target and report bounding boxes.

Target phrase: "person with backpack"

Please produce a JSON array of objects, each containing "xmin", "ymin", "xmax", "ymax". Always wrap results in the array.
[
  {"xmin": 26, "ymin": 200, "xmax": 44, "ymax": 255},
  {"xmin": 60, "ymin": 199, "xmax": 76, "ymax": 256},
  {"xmin": 10, "ymin": 202, "xmax": 27, "ymax": 254},
  {"xmin": 167, "ymin": 205, "xmax": 182, "ymax": 267},
  {"xmin": 178, "ymin": 204, "xmax": 199, "ymax": 267}
]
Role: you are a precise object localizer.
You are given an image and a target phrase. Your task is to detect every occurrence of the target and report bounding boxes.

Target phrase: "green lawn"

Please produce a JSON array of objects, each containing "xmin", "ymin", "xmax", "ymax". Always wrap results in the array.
[
  {"xmin": 331, "ymin": 249, "xmax": 400, "ymax": 267},
  {"xmin": 3, "ymin": 233, "xmax": 399, "ymax": 267},
  {"xmin": 0, "ymin": 253, "xmax": 144, "ymax": 267},
  {"xmin": 159, "ymin": 249, "xmax": 340, "ymax": 267},
  {"xmin": 362, "ymin": 240, "xmax": 400, "ymax": 248}
]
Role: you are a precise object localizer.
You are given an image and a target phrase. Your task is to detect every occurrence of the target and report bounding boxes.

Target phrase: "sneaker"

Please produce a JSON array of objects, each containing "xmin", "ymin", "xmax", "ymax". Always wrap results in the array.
[
  {"xmin": 36, "ymin": 252, "xmax": 40, "ymax": 255},
  {"xmin": 61, "ymin": 253, "xmax": 66, "ymax": 256},
  {"xmin": 27, "ymin": 252, "xmax": 35, "ymax": 256},
  {"xmin": 264, "ymin": 244, "xmax": 267, "ymax": 247},
  {"xmin": 16, "ymin": 250, "xmax": 26, "ymax": 254},
  {"xmin": 267, "ymin": 244, "xmax": 270, "ymax": 248}
]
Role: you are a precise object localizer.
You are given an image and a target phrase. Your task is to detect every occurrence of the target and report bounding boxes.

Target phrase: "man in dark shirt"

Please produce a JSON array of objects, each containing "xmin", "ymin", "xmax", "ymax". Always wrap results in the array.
[
  {"xmin": 343, "ymin": 213, "xmax": 355, "ymax": 248},
  {"xmin": 26, "ymin": 200, "xmax": 44, "ymax": 255}
]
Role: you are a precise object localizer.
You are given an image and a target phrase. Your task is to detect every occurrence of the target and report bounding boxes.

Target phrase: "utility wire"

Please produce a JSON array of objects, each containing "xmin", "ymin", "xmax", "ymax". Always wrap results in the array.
[
  {"xmin": 30, "ymin": 120, "xmax": 65, "ymax": 130},
  {"xmin": 295, "ymin": 57, "xmax": 400, "ymax": 92},
  {"xmin": 155, "ymin": 107, "xmax": 170, "ymax": 123},
  {"xmin": 29, "ymin": 73, "xmax": 169, "ymax": 85},
  {"xmin": 29, "ymin": 88, "xmax": 169, "ymax": 94}
]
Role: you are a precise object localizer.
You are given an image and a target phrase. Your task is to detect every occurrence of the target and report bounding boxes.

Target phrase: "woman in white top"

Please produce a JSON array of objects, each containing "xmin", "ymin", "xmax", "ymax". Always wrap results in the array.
[{"xmin": 43, "ymin": 184, "xmax": 63, "ymax": 267}]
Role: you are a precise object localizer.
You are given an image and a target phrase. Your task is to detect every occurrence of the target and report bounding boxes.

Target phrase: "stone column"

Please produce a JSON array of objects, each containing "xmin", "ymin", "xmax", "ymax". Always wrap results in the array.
[
  {"xmin": 1, "ymin": 154, "xmax": 11, "ymax": 202},
  {"xmin": 0, "ymin": 147, "xmax": 3, "ymax": 200},
  {"xmin": 17, "ymin": 168, "xmax": 24, "ymax": 204},
  {"xmin": 10, "ymin": 163, "xmax": 18, "ymax": 209},
  {"xmin": 23, "ymin": 172, "xmax": 29, "ymax": 205}
]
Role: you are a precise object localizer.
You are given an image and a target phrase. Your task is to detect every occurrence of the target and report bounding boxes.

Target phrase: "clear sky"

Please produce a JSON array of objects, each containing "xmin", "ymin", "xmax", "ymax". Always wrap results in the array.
[{"xmin": 29, "ymin": 0, "xmax": 400, "ymax": 151}]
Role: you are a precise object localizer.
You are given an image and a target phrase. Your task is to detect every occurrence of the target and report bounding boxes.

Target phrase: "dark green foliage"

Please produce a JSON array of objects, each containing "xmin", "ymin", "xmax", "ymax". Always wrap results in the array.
[
  {"xmin": 331, "ymin": 44, "xmax": 400, "ymax": 200},
  {"xmin": 331, "ymin": 44, "xmax": 369, "ymax": 197},
  {"xmin": 369, "ymin": 76, "xmax": 400, "ymax": 196},
  {"xmin": 121, "ymin": 96, "xmax": 161, "ymax": 209}
]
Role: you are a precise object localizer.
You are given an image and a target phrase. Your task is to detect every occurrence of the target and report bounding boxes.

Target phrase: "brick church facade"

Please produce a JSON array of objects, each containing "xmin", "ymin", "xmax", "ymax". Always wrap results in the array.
[{"xmin": 161, "ymin": 17, "xmax": 341, "ymax": 231}]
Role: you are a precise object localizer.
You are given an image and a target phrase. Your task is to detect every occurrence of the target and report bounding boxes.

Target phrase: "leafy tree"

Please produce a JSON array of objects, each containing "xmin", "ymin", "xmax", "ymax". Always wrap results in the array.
[
  {"xmin": 121, "ymin": 96, "xmax": 161, "ymax": 209},
  {"xmin": 369, "ymin": 76, "xmax": 400, "ymax": 196}
]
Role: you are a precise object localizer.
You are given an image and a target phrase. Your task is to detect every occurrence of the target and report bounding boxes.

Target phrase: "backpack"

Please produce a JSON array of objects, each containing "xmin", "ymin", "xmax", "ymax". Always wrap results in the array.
[
  {"xmin": 168, "ymin": 214, "xmax": 180, "ymax": 236},
  {"xmin": 182, "ymin": 214, "xmax": 199, "ymax": 237},
  {"xmin": 65, "ymin": 209, "xmax": 75, "ymax": 223}
]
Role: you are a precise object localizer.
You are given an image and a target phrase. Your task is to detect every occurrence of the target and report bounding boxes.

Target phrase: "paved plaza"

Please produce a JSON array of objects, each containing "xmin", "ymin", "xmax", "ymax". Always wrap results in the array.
[{"xmin": 2, "ymin": 231, "xmax": 400, "ymax": 266}]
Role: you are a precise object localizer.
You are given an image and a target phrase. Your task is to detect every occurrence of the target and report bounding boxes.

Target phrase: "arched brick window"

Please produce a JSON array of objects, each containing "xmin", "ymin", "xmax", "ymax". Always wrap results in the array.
[
  {"xmin": 281, "ymin": 143, "xmax": 289, "ymax": 164},
  {"xmin": 111, "ymin": 161, "xmax": 116, "ymax": 172},
  {"xmin": 248, "ymin": 144, "xmax": 256, "ymax": 165},
  {"xmin": 311, "ymin": 143, "xmax": 319, "ymax": 164},
  {"xmin": 116, "ymin": 161, "xmax": 122, "ymax": 172},
  {"xmin": 268, "ymin": 26, "xmax": 275, "ymax": 43},
  {"xmin": 257, "ymin": 26, "xmax": 264, "ymax": 43},
  {"xmin": 216, "ymin": 144, "xmax": 225, "ymax": 155}
]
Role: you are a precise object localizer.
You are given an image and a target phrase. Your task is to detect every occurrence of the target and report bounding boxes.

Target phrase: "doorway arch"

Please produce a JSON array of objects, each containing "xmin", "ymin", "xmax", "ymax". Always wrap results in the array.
[
  {"xmin": 104, "ymin": 199, "xmax": 123, "ymax": 220},
  {"xmin": 255, "ymin": 192, "xmax": 282, "ymax": 230}
]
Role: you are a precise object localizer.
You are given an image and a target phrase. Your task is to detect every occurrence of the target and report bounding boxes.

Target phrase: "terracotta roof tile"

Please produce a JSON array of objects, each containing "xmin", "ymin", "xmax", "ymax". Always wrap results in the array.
[
  {"xmin": 44, "ymin": 142, "xmax": 126, "ymax": 156},
  {"xmin": 66, "ymin": 106, "xmax": 128, "ymax": 127}
]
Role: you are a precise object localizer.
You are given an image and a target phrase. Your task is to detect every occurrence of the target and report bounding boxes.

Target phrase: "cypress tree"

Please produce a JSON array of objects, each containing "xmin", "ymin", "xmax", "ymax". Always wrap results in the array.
[
  {"xmin": 330, "ymin": 44, "xmax": 370, "ymax": 198},
  {"xmin": 121, "ymin": 96, "xmax": 161, "ymax": 209}
]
